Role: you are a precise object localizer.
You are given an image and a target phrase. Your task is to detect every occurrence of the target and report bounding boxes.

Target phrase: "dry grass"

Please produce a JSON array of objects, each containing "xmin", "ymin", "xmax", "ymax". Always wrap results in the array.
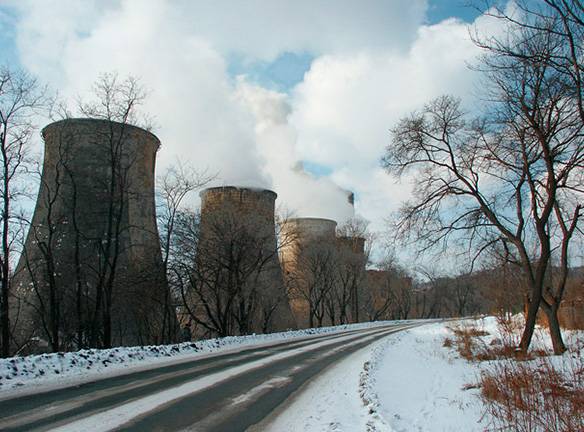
[
  {"xmin": 445, "ymin": 323, "xmax": 491, "ymax": 361},
  {"xmin": 479, "ymin": 353, "xmax": 584, "ymax": 432},
  {"xmin": 446, "ymin": 315, "xmax": 550, "ymax": 362},
  {"xmin": 445, "ymin": 315, "xmax": 584, "ymax": 431}
]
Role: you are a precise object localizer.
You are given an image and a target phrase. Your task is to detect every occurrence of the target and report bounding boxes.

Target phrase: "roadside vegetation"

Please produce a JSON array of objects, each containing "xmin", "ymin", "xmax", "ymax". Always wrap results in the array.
[{"xmin": 444, "ymin": 316, "xmax": 583, "ymax": 432}]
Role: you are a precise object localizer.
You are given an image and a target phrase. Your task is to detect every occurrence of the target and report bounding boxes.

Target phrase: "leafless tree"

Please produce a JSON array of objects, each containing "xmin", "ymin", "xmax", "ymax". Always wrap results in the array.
[
  {"xmin": 0, "ymin": 67, "xmax": 49, "ymax": 357},
  {"xmin": 382, "ymin": 16, "xmax": 583, "ymax": 353},
  {"xmin": 363, "ymin": 255, "xmax": 413, "ymax": 321},
  {"xmin": 451, "ymin": 277, "xmax": 477, "ymax": 317},
  {"xmin": 473, "ymin": 0, "xmax": 583, "ymax": 122},
  {"xmin": 178, "ymin": 204, "xmax": 291, "ymax": 337},
  {"xmin": 289, "ymin": 238, "xmax": 338, "ymax": 328},
  {"xmin": 336, "ymin": 218, "xmax": 371, "ymax": 323},
  {"xmin": 77, "ymin": 73, "xmax": 155, "ymax": 348},
  {"xmin": 20, "ymin": 136, "xmax": 70, "ymax": 352},
  {"xmin": 157, "ymin": 163, "xmax": 213, "ymax": 342}
]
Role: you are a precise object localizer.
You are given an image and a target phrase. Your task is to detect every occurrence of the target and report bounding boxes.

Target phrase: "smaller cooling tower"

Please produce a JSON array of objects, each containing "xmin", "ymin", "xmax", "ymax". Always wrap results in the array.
[
  {"xmin": 279, "ymin": 218, "xmax": 338, "ymax": 328},
  {"xmin": 279, "ymin": 218, "xmax": 338, "ymax": 272},
  {"xmin": 197, "ymin": 186, "xmax": 296, "ymax": 334},
  {"xmin": 337, "ymin": 236, "xmax": 366, "ymax": 255}
]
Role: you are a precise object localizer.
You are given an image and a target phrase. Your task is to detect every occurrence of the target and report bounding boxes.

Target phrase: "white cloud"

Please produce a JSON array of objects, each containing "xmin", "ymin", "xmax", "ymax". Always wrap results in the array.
[
  {"xmin": 290, "ymin": 16, "xmax": 500, "ymax": 234},
  {"xmin": 6, "ymin": 0, "xmax": 505, "ymax": 252}
]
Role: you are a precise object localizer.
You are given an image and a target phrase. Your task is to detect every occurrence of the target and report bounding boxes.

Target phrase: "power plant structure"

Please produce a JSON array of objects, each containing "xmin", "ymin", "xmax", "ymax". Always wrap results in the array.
[
  {"xmin": 13, "ymin": 118, "xmax": 173, "ymax": 350},
  {"xmin": 279, "ymin": 217, "xmax": 367, "ymax": 327},
  {"xmin": 193, "ymin": 186, "xmax": 297, "ymax": 336},
  {"xmin": 279, "ymin": 218, "xmax": 339, "ymax": 327},
  {"xmin": 12, "ymin": 117, "xmax": 368, "ymax": 351}
]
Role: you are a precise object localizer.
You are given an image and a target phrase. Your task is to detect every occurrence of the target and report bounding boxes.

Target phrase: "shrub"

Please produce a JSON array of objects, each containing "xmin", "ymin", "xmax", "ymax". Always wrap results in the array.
[{"xmin": 479, "ymin": 353, "xmax": 584, "ymax": 432}]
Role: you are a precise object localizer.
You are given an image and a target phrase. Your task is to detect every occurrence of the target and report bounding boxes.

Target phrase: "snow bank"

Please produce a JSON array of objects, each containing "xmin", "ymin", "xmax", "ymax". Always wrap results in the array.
[
  {"xmin": 264, "ymin": 327, "xmax": 394, "ymax": 431},
  {"xmin": 365, "ymin": 321, "xmax": 485, "ymax": 431},
  {"xmin": 364, "ymin": 317, "xmax": 584, "ymax": 432},
  {"xmin": 0, "ymin": 320, "xmax": 401, "ymax": 396}
]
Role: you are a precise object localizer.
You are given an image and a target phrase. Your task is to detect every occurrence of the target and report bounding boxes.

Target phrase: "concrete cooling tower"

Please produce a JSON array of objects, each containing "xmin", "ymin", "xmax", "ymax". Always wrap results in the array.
[
  {"xmin": 14, "ymin": 118, "xmax": 172, "ymax": 350},
  {"xmin": 279, "ymin": 218, "xmax": 338, "ymax": 327},
  {"xmin": 197, "ymin": 186, "xmax": 296, "ymax": 335},
  {"xmin": 279, "ymin": 217, "xmax": 338, "ymax": 272}
]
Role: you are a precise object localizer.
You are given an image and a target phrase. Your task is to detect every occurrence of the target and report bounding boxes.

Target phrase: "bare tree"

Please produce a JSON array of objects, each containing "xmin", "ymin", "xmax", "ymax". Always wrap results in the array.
[
  {"xmin": 179, "ymin": 204, "xmax": 291, "ymax": 337},
  {"xmin": 473, "ymin": 0, "xmax": 583, "ymax": 122},
  {"xmin": 77, "ymin": 73, "xmax": 153, "ymax": 348},
  {"xmin": 0, "ymin": 67, "xmax": 49, "ymax": 357},
  {"xmin": 21, "ymin": 137, "xmax": 70, "ymax": 352},
  {"xmin": 157, "ymin": 163, "xmax": 213, "ymax": 341},
  {"xmin": 336, "ymin": 218, "xmax": 371, "ymax": 323},
  {"xmin": 363, "ymin": 254, "xmax": 413, "ymax": 321},
  {"xmin": 382, "ymin": 40, "xmax": 582, "ymax": 354},
  {"xmin": 17, "ymin": 73, "xmax": 164, "ymax": 350}
]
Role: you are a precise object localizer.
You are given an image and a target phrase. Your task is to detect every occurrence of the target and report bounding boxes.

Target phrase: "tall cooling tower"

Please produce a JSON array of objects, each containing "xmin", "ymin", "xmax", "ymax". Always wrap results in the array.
[
  {"xmin": 197, "ymin": 186, "xmax": 296, "ymax": 335},
  {"xmin": 14, "ymin": 118, "xmax": 172, "ymax": 349}
]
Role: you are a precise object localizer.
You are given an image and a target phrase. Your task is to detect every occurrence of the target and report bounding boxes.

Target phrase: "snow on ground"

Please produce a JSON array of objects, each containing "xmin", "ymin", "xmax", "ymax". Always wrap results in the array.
[
  {"xmin": 263, "ymin": 332, "xmax": 389, "ymax": 432},
  {"xmin": 366, "ymin": 321, "xmax": 485, "ymax": 432},
  {"xmin": 0, "ymin": 320, "xmax": 402, "ymax": 397},
  {"xmin": 266, "ymin": 317, "xmax": 584, "ymax": 432}
]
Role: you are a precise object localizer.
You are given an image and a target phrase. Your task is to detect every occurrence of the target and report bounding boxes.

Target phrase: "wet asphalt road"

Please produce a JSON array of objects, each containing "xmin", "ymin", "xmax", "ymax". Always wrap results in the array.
[{"xmin": 0, "ymin": 323, "xmax": 418, "ymax": 432}]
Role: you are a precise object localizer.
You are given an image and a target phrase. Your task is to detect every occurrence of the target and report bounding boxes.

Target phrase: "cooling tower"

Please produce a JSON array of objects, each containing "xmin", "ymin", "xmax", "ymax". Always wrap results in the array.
[
  {"xmin": 196, "ymin": 186, "xmax": 296, "ymax": 335},
  {"xmin": 279, "ymin": 218, "xmax": 338, "ymax": 327},
  {"xmin": 14, "ymin": 118, "xmax": 172, "ymax": 350},
  {"xmin": 279, "ymin": 217, "xmax": 338, "ymax": 272}
]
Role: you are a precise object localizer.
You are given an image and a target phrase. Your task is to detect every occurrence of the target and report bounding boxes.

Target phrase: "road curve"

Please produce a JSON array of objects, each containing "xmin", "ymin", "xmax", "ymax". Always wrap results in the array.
[{"xmin": 0, "ymin": 323, "xmax": 419, "ymax": 431}]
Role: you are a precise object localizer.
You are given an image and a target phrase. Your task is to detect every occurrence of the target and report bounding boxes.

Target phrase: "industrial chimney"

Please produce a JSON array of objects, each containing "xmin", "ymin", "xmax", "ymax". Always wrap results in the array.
[{"xmin": 14, "ymin": 118, "xmax": 172, "ymax": 349}]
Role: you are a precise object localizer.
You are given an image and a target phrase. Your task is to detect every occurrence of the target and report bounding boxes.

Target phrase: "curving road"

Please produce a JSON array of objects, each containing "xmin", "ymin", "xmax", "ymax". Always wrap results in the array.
[{"xmin": 0, "ymin": 323, "xmax": 418, "ymax": 432}]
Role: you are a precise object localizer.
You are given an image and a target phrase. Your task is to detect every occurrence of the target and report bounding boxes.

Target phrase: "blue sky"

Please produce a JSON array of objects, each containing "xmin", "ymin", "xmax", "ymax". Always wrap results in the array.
[{"xmin": 0, "ymin": 6, "xmax": 19, "ymax": 69}]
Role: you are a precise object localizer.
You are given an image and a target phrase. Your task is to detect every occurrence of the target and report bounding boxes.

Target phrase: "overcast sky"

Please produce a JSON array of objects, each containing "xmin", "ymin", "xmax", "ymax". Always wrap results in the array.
[{"xmin": 0, "ymin": 0, "xmax": 505, "ymax": 263}]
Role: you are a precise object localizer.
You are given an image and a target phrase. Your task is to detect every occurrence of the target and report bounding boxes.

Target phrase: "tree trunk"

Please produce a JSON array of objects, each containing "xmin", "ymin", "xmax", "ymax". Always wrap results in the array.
[
  {"xmin": 0, "ymin": 279, "xmax": 8, "ymax": 357},
  {"xmin": 540, "ymin": 301, "xmax": 566, "ymax": 354},
  {"xmin": 519, "ymin": 292, "xmax": 540, "ymax": 354}
]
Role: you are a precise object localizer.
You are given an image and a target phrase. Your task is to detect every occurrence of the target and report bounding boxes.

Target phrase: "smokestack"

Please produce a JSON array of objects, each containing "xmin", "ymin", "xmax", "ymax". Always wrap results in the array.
[
  {"xmin": 347, "ymin": 191, "xmax": 355, "ymax": 207},
  {"xmin": 198, "ymin": 186, "xmax": 296, "ymax": 333},
  {"xmin": 14, "ymin": 118, "xmax": 170, "ymax": 348}
]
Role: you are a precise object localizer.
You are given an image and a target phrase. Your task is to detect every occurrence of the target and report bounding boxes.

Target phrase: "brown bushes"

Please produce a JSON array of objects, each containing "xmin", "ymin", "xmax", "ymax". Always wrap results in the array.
[
  {"xmin": 446, "ymin": 316, "xmax": 550, "ymax": 362},
  {"xmin": 444, "ymin": 317, "xmax": 584, "ymax": 431},
  {"xmin": 446, "ymin": 323, "xmax": 490, "ymax": 360},
  {"xmin": 479, "ymin": 353, "xmax": 584, "ymax": 432},
  {"xmin": 444, "ymin": 315, "xmax": 584, "ymax": 432}
]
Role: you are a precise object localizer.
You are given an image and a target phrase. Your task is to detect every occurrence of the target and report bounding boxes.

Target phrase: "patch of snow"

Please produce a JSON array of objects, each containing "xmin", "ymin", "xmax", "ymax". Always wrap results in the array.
[
  {"xmin": 368, "ymin": 321, "xmax": 485, "ymax": 431},
  {"xmin": 366, "ymin": 317, "xmax": 584, "ymax": 432},
  {"xmin": 262, "ymin": 325, "xmax": 419, "ymax": 431}
]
